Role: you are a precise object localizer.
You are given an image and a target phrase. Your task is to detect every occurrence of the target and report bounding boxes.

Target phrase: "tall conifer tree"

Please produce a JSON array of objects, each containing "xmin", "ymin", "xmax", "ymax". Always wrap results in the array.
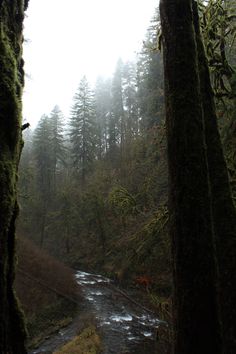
[
  {"xmin": 69, "ymin": 76, "xmax": 97, "ymax": 185},
  {"xmin": 95, "ymin": 78, "xmax": 112, "ymax": 158},
  {"xmin": 33, "ymin": 115, "xmax": 52, "ymax": 247},
  {"xmin": 49, "ymin": 105, "xmax": 66, "ymax": 190},
  {"xmin": 111, "ymin": 59, "xmax": 125, "ymax": 159},
  {"xmin": 137, "ymin": 11, "xmax": 164, "ymax": 130},
  {"xmin": 123, "ymin": 61, "xmax": 139, "ymax": 142}
]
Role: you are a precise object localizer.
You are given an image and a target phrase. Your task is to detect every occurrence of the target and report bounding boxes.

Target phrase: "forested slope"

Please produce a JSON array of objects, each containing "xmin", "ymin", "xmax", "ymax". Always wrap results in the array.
[
  {"xmin": 18, "ymin": 3, "xmax": 236, "ymax": 295},
  {"xmin": 15, "ymin": 237, "xmax": 78, "ymax": 348},
  {"xmin": 15, "ymin": 9, "xmax": 236, "ymax": 344}
]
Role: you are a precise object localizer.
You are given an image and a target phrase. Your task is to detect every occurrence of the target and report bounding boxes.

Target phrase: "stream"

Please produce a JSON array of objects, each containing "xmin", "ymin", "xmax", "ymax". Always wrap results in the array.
[{"xmin": 31, "ymin": 270, "xmax": 164, "ymax": 354}]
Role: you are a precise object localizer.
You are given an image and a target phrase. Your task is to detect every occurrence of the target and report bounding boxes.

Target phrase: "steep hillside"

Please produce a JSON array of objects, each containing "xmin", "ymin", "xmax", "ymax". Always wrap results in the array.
[{"xmin": 15, "ymin": 237, "xmax": 79, "ymax": 348}]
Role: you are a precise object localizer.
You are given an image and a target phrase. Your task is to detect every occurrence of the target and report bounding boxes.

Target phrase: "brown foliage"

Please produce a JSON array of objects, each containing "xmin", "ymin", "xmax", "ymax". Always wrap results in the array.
[{"xmin": 15, "ymin": 237, "xmax": 78, "ymax": 316}]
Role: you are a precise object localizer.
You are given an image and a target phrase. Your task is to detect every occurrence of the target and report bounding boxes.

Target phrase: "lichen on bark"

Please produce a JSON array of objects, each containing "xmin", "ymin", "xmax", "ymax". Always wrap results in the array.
[{"xmin": 0, "ymin": 0, "xmax": 28, "ymax": 353}]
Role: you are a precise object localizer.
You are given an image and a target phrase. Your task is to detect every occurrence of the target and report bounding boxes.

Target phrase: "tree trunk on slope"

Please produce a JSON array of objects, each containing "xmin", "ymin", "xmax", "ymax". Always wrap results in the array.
[
  {"xmin": 160, "ymin": 0, "xmax": 222, "ymax": 352},
  {"xmin": 0, "ymin": 1, "xmax": 28, "ymax": 352}
]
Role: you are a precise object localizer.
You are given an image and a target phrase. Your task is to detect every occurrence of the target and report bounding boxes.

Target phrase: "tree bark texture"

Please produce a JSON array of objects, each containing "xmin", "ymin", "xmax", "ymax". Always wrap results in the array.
[
  {"xmin": 160, "ymin": 0, "xmax": 222, "ymax": 352},
  {"xmin": 0, "ymin": 0, "xmax": 28, "ymax": 352},
  {"xmin": 192, "ymin": 3, "xmax": 236, "ymax": 352}
]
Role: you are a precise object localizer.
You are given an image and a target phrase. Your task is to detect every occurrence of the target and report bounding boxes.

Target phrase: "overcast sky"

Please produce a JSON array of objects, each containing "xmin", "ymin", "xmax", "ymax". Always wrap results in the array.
[{"xmin": 23, "ymin": 0, "xmax": 158, "ymax": 127}]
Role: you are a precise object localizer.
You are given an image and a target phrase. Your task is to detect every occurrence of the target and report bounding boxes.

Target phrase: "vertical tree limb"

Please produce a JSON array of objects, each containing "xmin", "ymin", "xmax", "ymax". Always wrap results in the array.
[
  {"xmin": 159, "ymin": 0, "xmax": 222, "ymax": 352},
  {"xmin": 0, "ymin": 0, "xmax": 28, "ymax": 352},
  {"xmin": 193, "ymin": 1, "xmax": 236, "ymax": 352}
]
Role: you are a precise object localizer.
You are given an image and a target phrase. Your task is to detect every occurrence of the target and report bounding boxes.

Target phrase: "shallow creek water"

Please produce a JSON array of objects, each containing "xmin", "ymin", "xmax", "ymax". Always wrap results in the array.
[
  {"xmin": 75, "ymin": 270, "xmax": 161, "ymax": 353},
  {"xmin": 31, "ymin": 270, "xmax": 163, "ymax": 354}
]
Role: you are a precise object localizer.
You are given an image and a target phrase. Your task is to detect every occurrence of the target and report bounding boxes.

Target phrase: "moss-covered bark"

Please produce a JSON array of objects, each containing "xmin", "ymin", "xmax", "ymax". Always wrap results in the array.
[
  {"xmin": 192, "ymin": 2, "xmax": 236, "ymax": 352},
  {"xmin": 160, "ymin": 0, "xmax": 236, "ymax": 352},
  {"xmin": 0, "ymin": 0, "xmax": 28, "ymax": 352},
  {"xmin": 160, "ymin": 0, "xmax": 222, "ymax": 352}
]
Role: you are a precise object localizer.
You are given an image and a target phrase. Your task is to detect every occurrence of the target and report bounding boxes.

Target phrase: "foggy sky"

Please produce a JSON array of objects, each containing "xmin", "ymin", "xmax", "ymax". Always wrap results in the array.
[{"xmin": 23, "ymin": 0, "xmax": 158, "ymax": 127}]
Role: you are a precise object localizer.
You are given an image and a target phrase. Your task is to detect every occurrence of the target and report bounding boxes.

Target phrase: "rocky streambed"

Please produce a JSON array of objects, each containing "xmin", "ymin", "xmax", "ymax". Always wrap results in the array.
[{"xmin": 30, "ymin": 270, "xmax": 166, "ymax": 354}]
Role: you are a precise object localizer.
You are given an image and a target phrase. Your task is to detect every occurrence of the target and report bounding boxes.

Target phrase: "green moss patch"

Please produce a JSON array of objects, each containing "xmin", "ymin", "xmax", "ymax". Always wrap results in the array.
[{"xmin": 54, "ymin": 326, "xmax": 102, "ymax": 354}]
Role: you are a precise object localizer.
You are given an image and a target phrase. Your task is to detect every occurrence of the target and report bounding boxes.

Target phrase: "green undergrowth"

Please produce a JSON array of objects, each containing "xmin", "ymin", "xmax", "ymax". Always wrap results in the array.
[
  {"xmin": 67, "ymin": 206, "xmax": 171, "ymax": 286},
  {"xmin": 54, "ymin": 326, "xmax": 102, "ymax": 354},
  {"xmin": 97, "ymin": 206, "xmax": 171, "ymax": 293}
]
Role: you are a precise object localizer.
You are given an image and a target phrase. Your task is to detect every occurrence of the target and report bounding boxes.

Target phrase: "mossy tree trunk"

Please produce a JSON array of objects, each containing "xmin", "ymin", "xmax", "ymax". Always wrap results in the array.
[
  {"xmin": 192, "ymin": 2, "xmax": 236, "ymax": 352},
  {"xmin": 160, "ymin": 0, "xmax": 222, "ymax": 352},
  {"xmin": 0, "ymin": 0, "xmax": 28, "ymax": 353},
  {"xmin": 160, "ymin": 0, "xmax": 236, "ymax": 352}
]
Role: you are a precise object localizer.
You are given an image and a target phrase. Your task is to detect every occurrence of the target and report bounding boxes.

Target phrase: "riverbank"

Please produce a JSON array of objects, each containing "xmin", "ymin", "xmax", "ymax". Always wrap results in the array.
[{"xmin": 31, "ymin": 270, "xmax": 170, "ymax": 354}]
